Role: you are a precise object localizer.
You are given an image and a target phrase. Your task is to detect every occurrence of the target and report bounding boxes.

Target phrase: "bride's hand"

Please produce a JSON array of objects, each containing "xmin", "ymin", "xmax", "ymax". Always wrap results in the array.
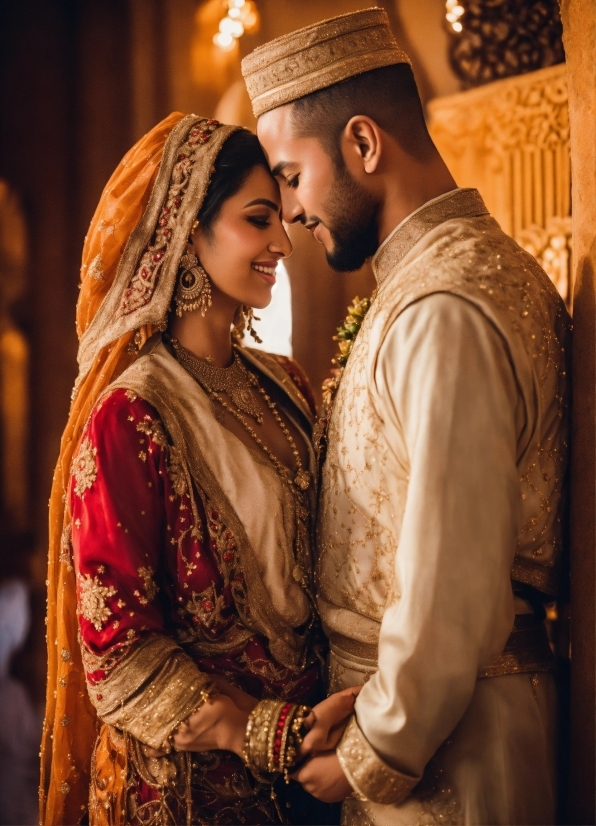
[
  {"xmin": 300, "ymin": 685, "xmax": 362, "ymax": 756},
  {"xmin": 209, "ymin": 674, "xmax": 259, "ymax": 714},
  {"xmin": 172, "ymin": 694, "xmax": 249, "ymax": 757},
  {"xmin": 142, "ymin": 677, "xmax": 257, "ymax": 759}
]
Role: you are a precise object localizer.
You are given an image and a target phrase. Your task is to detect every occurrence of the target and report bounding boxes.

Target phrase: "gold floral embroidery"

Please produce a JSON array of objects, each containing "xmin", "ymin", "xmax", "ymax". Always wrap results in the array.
[
  {"xmin": 78, "ymin": 573, "xmax": 117, "ymax": 631},
  {"xmin": 167, "ymin": 445, "xmax": 188, "ymax": 497},
  {"xmin": 80, "ymin": 637, "xmax": 134, "ymax": 677},
  {"xmin": 137, "ymin": 417, "xmax": 168, "ymax": 449},
  {"xmin": 337, "ymin": 716, "xmax": 420, "ymax": 805},
  {"xmin": 137, "ymin": 417, "xmax": 188, "ymax": 495},
  {"xmin": 137, "ymin": 566, "xmax": 159, "ymax": 602},
  {"xmin": 72, "ymin": 437, "xmax": 98, "ymax": 498},
  {"xmin": 183, "ymin": 583, "xmax": 226, "ymax": 631}
]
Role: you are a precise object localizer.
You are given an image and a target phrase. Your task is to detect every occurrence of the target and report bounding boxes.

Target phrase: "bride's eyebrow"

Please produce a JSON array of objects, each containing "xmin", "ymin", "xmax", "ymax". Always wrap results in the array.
[{"xmin": 243, "ymin": 198, "xmax": 280, "ymax": 210}]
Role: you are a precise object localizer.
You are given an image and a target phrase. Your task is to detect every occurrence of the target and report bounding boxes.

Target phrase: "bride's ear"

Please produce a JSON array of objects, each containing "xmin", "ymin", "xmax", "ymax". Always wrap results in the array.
[{"xmin": 342, "ymin": 116, "xmax": 382, "ymax": 175}]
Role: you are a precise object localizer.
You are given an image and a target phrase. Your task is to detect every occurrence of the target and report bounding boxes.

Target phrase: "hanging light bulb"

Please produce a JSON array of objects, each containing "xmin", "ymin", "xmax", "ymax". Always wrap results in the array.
[
  {"xmin": 445, "ymin": 0, "xmax": 465, "ymax": 32},
  {"xmin": 220, "ymin": 15, "xmax": 244, "ymax": 38},
  {"xmin": 214, "ymin": 0, "xmax": 259, "ymax": 51},
  {"xmin": 213, "ymin": 31, "xmax": 236, "ymax": 51}
]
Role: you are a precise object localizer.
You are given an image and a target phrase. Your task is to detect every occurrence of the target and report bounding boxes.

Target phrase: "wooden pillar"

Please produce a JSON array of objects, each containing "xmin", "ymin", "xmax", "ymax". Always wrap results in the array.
[{"xmin": 559, "ymin": 1, "xmax": 596, "ymax": 823}]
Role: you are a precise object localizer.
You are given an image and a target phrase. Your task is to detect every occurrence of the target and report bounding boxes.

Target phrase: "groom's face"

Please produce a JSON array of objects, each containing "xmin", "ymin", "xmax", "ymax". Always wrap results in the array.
[{"xmin": 257, "ymin": 105, "xmax": 380, "ymax": 272}]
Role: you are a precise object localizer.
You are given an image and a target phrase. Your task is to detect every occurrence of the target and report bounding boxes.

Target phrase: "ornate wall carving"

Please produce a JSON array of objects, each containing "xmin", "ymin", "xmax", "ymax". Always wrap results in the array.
[
  {"xmin": 445, "ymin": 0, "xmax": 564, "ymax": 89},
  {"xmin": 517, "ymin": 216, "xmax": 572, "ymax": 304},
  {"xmin": 428, "ymin": 62, "xmax": 570, "ymax": 300}
]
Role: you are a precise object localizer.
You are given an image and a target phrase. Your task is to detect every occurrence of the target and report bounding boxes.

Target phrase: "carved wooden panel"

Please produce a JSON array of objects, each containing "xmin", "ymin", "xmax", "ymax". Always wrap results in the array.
[{"xmin": 428, "ymin": 63, "xmax": 570, "ymax": 300}]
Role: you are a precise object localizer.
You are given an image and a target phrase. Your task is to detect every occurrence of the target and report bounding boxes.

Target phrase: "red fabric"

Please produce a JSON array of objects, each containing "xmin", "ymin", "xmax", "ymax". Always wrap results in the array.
[
  {"xmin": 270, "ymin": 355, "xmax": 318, "ymax": 418},
  {"xmin": 70, "ymin": 388, "xmax": 321, "ymax": 823}
]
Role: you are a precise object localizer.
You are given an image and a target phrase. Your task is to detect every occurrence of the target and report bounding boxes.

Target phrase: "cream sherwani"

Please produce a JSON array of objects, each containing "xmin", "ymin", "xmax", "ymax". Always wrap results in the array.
[{"xmin": 317, "ymin": 189, "xmax": 570, "ymax": 825}]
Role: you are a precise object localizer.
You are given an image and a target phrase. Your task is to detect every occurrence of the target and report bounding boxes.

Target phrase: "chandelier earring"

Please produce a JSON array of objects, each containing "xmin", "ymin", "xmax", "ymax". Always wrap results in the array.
[
  {"xmin": 174, "ymin": 252, "xmax": 212, "ymax": 317},
  {"xmin": 243, "ymin": 305, "xmax": 262, "ymax": 344}
]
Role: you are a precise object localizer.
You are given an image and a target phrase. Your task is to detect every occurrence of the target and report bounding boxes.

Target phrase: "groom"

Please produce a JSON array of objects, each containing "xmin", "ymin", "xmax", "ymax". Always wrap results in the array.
[{"xmin": 242, "ymin": 9, "xmax": 570, "ymax": 826}]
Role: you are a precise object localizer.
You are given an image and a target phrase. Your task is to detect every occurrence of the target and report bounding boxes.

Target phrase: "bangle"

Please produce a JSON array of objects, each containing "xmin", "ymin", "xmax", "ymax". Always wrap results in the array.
[{"xmin": 242, "ymin": 699, "xmax": 311, "ymax": 782}]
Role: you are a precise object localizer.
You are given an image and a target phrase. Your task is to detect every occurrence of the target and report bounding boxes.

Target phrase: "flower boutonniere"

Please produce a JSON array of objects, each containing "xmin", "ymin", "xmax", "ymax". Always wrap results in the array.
[{"xmin": 321, "ymin": 295, "xmax": 372, "ymax": 414}]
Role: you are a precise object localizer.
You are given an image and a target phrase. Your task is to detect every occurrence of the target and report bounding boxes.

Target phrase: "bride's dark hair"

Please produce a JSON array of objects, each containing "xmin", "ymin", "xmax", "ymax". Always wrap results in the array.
[{"xmin": 198, "ymin": 129, "xmax": 270, "ymax": 236}]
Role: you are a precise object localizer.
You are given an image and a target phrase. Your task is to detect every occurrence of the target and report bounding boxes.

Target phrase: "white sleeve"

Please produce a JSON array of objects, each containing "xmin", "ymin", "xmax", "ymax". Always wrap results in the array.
[{"xmin": 338, "ymin": 292, "xmax": 522, "ymax": 801}]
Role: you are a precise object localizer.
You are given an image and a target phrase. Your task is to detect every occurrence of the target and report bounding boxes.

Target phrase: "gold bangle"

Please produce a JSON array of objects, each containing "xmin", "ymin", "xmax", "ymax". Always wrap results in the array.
[
  {"xmin": 242, "ymin": 699, "xmax": 312, "ymax": 780},
  {"xmin": 243, "ymin": 699, "xmax": 281, "ymax": 774}
]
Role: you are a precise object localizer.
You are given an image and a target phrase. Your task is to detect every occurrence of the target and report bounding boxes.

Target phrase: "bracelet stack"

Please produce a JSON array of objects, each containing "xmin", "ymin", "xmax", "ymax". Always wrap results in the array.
[{"xmin": 243, "ymin": 699, "xmax": 311, "ymax": 781}]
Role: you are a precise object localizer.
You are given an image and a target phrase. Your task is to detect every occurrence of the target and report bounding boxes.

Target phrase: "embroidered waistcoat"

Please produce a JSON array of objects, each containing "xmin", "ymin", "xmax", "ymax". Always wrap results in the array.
[{"xmin": 317, "ymin": 188, "xmax": 571, "ymax": 647}]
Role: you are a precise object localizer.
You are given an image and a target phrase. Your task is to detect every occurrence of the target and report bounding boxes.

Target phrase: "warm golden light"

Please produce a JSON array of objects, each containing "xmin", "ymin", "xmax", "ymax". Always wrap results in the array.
[
  {"xmin": 214, "ymin": 0, "xmax": 259, "ymax": 51},
  {"xmin": 213, "ymin": 30, "xmax": 236, "ymax": 51},
  {"xmin": 445, "ymin": 0, "xmax": 465, "ymax": 32}
]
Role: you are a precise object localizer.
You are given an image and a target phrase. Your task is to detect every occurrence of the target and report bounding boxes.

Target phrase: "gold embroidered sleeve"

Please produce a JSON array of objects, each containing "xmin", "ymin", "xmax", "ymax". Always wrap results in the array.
[
  {"xmin": 89, "ymin": 634, "xmax": 215, "ymax": 749},
  {"xmin": 336, "ymin": 716, "xmax": 420, "ymax": 806}
]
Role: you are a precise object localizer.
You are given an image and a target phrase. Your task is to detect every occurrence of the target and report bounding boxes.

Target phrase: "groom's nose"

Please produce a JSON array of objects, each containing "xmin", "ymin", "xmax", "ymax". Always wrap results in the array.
[{"xmin": 280, "ymin": 188, "xmax": 304, "ymax": 225}]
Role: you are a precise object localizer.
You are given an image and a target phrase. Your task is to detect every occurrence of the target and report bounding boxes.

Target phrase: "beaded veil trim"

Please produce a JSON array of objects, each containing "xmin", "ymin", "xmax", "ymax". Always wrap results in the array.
[{"xmin": 77, "ymin": 116, "xmax": 241, "ymax": 381}]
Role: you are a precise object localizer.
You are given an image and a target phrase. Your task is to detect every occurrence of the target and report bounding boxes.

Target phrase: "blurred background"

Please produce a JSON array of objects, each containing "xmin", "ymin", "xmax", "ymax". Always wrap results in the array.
[{"xmin": 0, "ymin": 0, "xmax": 580, "ymax": 822}]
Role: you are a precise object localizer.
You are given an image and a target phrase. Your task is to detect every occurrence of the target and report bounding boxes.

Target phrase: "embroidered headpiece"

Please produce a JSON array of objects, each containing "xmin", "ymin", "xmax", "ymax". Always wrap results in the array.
[
  {"xmin": 77, "ymin": 115, "xmax": 241, "ymax": 381},
  {"xmin": 241, "ymin": 7, "xmax": 411, "ymax": 118}
]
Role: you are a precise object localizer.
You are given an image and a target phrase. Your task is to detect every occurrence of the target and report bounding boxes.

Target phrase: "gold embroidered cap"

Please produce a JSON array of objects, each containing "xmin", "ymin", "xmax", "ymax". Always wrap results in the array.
[{"xmin": 241, "ymin": 7, "xmax": 411, "ymax": 117}]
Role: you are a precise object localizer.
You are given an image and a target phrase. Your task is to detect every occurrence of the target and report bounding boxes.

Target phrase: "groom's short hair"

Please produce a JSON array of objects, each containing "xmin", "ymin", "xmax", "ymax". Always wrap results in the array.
[{"xmin": 289, "ymin": 63, "xmax": 435, "ymax": 166}]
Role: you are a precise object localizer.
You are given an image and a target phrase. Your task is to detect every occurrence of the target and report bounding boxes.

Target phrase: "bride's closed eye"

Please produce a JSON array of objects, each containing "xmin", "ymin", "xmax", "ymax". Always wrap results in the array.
[{"xmin": 247, "ymin": 215, "xmax": 271, "ymax": 228}]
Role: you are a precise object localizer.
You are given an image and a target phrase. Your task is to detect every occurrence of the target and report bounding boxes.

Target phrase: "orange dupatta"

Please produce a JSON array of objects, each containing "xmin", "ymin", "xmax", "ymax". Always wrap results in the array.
[{"xmin": 40, "ymin": 112, "xmax": 181, "ymax": 826}]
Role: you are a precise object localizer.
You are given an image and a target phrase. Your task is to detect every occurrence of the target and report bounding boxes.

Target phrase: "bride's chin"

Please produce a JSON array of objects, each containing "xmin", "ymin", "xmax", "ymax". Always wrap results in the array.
[{"xmin": 246, "ymin": 288, "xmax": 273, "ymax": 311}]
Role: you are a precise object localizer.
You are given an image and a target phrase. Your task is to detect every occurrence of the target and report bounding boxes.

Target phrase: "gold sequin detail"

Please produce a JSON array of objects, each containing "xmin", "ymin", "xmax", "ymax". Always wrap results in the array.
[
  {"xmin": 78, "ymin": 573, "xmax": 117, "ymax": 631},
  {"xmin": 138, "ymin": 566, "xmax": 159, "ymax": 602},
  {"xmin": 71, "ymin": 438, "xmax": 98, "ymax": 498}
]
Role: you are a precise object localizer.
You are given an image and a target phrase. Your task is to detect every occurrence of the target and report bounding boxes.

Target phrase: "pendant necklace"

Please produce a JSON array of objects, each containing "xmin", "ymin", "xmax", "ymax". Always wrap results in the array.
[
  {"xmin": 171, "ymin": 340, "xmax": 264, "ymax": 423},
  {"xmin": 169, "ymin": 338, "xmax": 311, "ymax": 492}
]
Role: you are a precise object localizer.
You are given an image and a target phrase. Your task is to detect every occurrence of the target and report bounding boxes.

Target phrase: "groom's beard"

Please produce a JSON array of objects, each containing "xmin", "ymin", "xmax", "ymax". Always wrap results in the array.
[{"xmin": 322, "ymin": 164, "xmax": 380, "ymax": 272}]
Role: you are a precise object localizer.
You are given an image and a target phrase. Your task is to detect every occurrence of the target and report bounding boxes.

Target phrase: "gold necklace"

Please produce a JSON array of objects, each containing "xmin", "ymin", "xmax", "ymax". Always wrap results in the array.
[
  {"xmin": 171, "ymin": 340, "xmax": 264, "ymax": 424},
  {"xmin": 170, "ymin": 338, "xmax": 311, "ymax": 492}
]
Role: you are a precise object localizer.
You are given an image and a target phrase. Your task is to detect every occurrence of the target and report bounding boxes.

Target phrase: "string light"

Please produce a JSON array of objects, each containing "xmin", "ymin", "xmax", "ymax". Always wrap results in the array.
[
  {"xmin": 213, "ymin": 0, "xmax": 260, "ymax": 51},
  {"xmin": 445, "ymin": 0, "xmax": 464, "ymax": 33}
]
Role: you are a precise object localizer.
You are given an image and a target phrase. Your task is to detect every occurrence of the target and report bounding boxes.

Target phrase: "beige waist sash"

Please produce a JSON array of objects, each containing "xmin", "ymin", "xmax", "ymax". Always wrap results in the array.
[{"xmin": 329, "ymin": 613, "xmax": 556, "ymax": 680}]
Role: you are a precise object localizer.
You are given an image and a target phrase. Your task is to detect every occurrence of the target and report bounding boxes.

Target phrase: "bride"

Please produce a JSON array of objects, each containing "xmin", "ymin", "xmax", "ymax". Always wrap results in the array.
[{"xmin": 40, "ymin": 113, "xmax": 354, "ymax": 826}]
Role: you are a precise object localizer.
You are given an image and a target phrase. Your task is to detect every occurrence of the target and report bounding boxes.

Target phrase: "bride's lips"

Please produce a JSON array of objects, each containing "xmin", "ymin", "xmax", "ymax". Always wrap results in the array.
[{"xmin": 251, "ymin": 260, "xmax": 277, "ymax": 285}]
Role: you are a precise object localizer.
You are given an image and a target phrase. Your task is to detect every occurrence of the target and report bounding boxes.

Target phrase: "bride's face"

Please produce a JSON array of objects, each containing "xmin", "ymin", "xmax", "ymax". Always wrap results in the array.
[{"xmin": 191, "ymin": 165, "xmax": 292, "ymax": 310}]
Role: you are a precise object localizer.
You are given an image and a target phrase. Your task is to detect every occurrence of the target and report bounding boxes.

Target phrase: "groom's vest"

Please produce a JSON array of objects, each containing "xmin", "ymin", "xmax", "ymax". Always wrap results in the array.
[{"xmin": 317, "ymin": 188, "xmax": 570, "ymax": 674}]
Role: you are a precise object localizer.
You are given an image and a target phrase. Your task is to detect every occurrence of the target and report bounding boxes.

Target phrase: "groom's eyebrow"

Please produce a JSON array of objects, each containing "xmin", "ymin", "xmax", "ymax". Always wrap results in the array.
[{"xmin": 271, "ymin": 161, "xmax": 292, "ymax": 177}]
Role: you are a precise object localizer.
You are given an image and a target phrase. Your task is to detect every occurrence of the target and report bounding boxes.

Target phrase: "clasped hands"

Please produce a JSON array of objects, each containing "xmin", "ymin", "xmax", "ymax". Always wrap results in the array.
[{"xmin": 142, "ymin": 675, "xmax": 360, "ymax": 803}]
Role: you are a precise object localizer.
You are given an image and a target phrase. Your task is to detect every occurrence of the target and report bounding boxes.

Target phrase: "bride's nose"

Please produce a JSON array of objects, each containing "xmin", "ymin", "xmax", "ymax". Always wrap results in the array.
[{"xmin": 268, "ymin": 225, "xmax": 292, "ymax": 259}]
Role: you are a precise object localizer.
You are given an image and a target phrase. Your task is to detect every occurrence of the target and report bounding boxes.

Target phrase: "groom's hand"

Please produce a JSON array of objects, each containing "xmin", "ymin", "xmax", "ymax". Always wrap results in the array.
[
  {"xmin": 291, "ymin": 750, "xmax": 353, "ymax": 803},
  {"xmin": 300, "ymin": 685, "xmax": 361, "ymax": 756}
]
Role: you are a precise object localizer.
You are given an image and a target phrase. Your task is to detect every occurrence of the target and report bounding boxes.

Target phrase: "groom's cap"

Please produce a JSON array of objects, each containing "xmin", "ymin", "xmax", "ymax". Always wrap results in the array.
[{"xmin": 241, "ymin": 7, "xmax": 411, "ymax": 118}]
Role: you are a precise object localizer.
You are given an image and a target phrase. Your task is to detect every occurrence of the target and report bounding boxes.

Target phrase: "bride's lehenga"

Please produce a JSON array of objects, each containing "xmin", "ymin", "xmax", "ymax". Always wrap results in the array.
[
  {"xmin": 75, "ymin": 338, "xmax": 322, "ymax": 825},
  {"xmin": 40, "ymin": 113, "xmax": 326, "ymax": 826}
]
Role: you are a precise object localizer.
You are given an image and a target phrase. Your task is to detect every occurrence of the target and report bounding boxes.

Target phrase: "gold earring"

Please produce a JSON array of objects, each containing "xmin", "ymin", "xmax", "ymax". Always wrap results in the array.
[
  {"xmin": 243, "ymin": 306, "xmax": 262, "ymax": 344},
  {"xmin": 174, "ymin": 253, "xmax": 212, "ymax": 317}
]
